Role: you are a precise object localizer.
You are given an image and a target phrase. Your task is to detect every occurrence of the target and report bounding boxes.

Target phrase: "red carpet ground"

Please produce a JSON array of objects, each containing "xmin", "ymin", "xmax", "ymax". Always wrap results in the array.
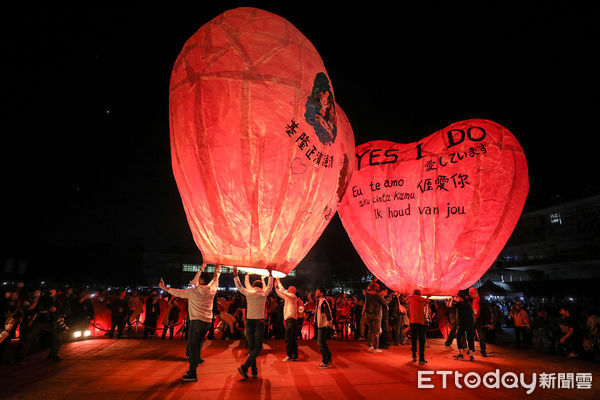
[{"xmin": 1, "ymin": 337, "xmax": 599, "ymax": 399}]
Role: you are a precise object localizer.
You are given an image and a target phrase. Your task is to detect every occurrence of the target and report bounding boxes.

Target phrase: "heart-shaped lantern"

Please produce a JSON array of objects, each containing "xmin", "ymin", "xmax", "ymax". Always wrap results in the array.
[
  {"xmin": 338, "ymin": 119, "xmax": 528, "ymax": 294},
  {"xmin": 170, "ymin": 8, "xmax": 354, "ymax": 277}
]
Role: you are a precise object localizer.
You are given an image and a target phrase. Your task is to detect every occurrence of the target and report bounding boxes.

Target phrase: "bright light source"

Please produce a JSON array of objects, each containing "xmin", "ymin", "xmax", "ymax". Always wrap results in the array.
[
  {"xmin": 73, "ymin": 331, "xmax": 82, "ymax": 338},
  {"xmin": 236, "ymin": 266, "xmax": 287, "ymax": 278},
  {"xmin": 84, "ymin": 330, "xmax": 91, "ymax": 337}
]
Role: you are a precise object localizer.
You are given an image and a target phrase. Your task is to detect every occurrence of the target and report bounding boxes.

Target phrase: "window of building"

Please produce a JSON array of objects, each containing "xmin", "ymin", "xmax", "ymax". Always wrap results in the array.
[{"xmin": 549, "ymin": 212, "xmax": 562, "ymax": 224}]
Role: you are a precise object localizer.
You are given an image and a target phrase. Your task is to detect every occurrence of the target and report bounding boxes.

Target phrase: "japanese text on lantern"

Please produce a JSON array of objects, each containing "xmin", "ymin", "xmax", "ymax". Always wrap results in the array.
[{"xmin": 352, "ymin": 126, "xmax": 490, "ymax": 222}]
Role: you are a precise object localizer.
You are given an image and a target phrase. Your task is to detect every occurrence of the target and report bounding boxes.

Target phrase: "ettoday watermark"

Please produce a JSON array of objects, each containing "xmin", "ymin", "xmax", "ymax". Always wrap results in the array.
[{"xmin": 418, "ymin": 370, "xmax": 593, "ymax": 394}]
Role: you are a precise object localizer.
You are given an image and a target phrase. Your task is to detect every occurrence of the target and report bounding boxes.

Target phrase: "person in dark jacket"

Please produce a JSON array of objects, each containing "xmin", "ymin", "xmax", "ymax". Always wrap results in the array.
[
  {"xmin": 452, "ymin": 290, "xmax": 475, "ymax": 361},
  {"xmin": 364, "ymin": 282, "xmax": 386, "ymax": 353},
  {"xmin": 70, "ymin": 289, "xmax": 95, "ymax": 334},
  {"xmin": 107, "ymin": 291, "xmax": 128, "ymax": 339},
  {"xmin": 18, "ymin": 283, "xmax": 65, "ymax": 362},
  {"xmin": 389, "ymin": 292, "xmax": 407, "ymax": 345},
  {"xmin": 161, "ymin": 297, "xmax": 181, "ymax": 340},
  {"xmin": 379, "ymin": 288, "xmax": 391, "ymax": 349},
  {"xmin": 144, "ymin": 291, "xmax": 160, "ymax": 339},
  {"xmin": 469, "ymin": 287, "xmax": 491, "ymax": 357}
]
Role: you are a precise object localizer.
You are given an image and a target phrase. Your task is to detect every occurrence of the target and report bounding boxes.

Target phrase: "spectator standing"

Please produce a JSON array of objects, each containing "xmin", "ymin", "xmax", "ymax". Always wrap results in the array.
[
  {"xmin": 127, "ymin": 290, "xmax": 144, "ymax": 332},
  {"xmin": 510, "ymin": 302, "xmax": 531, "ymax": 348},
  {"xmin": 143, "ymin": 291, "xmax": 160, "ymax": 339},
  {"xmin": 314, "ymin": 287, "xmax": 334, "ymax": 369},
  {"xmin": 379, "ymin": 288, "xmax": 391, "ymax": 349},
  {"xmin": 161, "ymin": 297, "xmax": 181, "ymax": 340},
  {"xmin": 107, "ymin": 291, "xmax": 128, "ymax": 339},
  {"xmin": 364, "ymin": 282, "xmax": 386, "ymax": 353},
  {"xmin": 18, "ymin": 283, "xmax": 65, "ymax": 362},
  {"xmin": 389, "ymin": 292, "xmax": 407, "ymax": 345},
  {"xmin": 469, "ymin": 287, "xmax": 491, "ymax": 357}
]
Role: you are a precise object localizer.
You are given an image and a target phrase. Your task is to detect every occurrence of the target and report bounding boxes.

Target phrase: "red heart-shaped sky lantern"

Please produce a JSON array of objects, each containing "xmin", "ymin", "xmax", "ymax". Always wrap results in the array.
[
  {"xmin": 338, "ymin": 119, "xmax": 528, "ymax": 294},
  {"xmin": 170, "ymin": 8, "xmax": 355, "ymax": 277}
]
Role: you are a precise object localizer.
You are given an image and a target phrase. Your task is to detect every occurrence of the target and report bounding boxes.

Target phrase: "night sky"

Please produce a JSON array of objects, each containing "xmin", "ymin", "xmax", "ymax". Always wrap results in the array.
[{"xmin": 3, "ymin": 3, "xmax": 599, "ymax": 280}]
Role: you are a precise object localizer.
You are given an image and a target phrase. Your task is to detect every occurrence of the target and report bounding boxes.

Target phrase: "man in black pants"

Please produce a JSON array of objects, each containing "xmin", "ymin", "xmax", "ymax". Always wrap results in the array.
[
  {"xmin": 275, "ymin": 278, "xmax": 299, "ymax": 361},
  {"xmin": 107, "ymin": 291, "xmax": 128, "ymax": 339},
  {"xmin": 408, "ymin": 289, "xmax": 430, "ymax": 365},
  {"xmin": 233, "ymin": 267, "xmax": 273, "ymax": 379},
  {"xmin": 315, "ymin": 287, "xmax": 334, "ymax": 368},
  {"xmin": 160, "ymin": 265, "xmax": 221, "ymax": 382},
  {"xmin": 469, "ymin": 287, "xmax": 491, "ymax": 357},
  {"xmin": 18, "ymin": 284, "xmax": 64, "ymax": 362}
]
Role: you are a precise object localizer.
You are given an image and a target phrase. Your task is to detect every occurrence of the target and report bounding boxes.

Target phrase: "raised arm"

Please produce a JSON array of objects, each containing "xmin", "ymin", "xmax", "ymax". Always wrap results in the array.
[
  {"xmin": 209, "ymin": 265, "xmax": 221, "ymax": 288},
  {"xmin": 275, "ymin": 278, "xmax": 292, "ymax": 300},
  {"xmin": 159, "ymin": 278, "xmax": 193, "ymax": 299},
  {"xmin": 233, "ymin": 267, "xmax": 249, "ymax": 296},
  {"xmin": 264, "ymin": 270, "xmax": 274, "ymax": 293}
]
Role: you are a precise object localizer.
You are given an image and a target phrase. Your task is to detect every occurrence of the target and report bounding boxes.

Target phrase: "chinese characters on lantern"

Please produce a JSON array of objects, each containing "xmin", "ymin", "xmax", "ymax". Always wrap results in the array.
[{"xmin": 285, "ymin": 120, "xmax": 334, "ymax": 168}]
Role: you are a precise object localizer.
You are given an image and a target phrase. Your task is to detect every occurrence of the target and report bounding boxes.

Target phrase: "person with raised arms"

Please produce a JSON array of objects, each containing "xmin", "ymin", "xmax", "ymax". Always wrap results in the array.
[
  {"xmin": 275, "ymin": 277, "xmax": 299, "ymax": 361},
  {"xmin": 159, "ymin": 264, "xmax": 221, "ymax": 382},
  {"xmin": 233, "ymin": 267, "xmax": 273, "ymax": 380}
]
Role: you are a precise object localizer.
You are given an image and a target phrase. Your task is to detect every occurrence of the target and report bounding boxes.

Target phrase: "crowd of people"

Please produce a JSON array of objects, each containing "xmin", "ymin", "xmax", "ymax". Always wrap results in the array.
[{"xmin": 2, "ymin": 271, "xmax": 600, "ymax": 379}]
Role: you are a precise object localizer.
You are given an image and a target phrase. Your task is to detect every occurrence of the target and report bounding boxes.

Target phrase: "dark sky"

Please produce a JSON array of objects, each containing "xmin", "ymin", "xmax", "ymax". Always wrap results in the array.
[{"xmin": 3, "ymin": 3, "xmax": 599, "ymax": 265}]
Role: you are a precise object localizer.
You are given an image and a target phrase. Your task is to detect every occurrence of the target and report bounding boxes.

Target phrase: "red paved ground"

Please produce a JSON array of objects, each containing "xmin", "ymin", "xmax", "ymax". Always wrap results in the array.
[{"xmin": 1, "ymin": 337, "xmax": 599, "ymax": 399}]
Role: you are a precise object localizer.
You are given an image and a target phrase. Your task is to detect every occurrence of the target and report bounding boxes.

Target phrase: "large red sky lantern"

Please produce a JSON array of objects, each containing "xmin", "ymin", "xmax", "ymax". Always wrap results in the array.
[
  {"xmin": 338, "ymin": 119, "xmax": 528, "ymax": 295},
  {"xmin": 170, "ymin": 8, "xmax": 354, "ymax": 277}
]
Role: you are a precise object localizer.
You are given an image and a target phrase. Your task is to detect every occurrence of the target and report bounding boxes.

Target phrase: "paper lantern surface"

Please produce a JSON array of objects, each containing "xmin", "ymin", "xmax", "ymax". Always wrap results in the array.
[
  {"xmin": 170, "ymin": 8, "xmax": 354, "ymax": 276},
  {"xmin": 338, "ymin": 119, "xmax": 528, "ymax": 294}
]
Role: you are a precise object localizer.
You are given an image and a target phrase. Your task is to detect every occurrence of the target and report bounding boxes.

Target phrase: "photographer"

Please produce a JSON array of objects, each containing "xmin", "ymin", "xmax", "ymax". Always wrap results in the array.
[
  {"xmin": 0, "ymin": 317, "xmax": 16, "ymax": 345},
  {"xmin": 17, "ymin": 283, "xmax": 65, "ymax": 362}
]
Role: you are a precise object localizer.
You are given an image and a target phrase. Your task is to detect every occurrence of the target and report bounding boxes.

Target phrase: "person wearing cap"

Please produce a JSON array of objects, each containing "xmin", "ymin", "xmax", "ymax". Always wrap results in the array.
[
  {"xmin": 407, "ymin": 289, "xmax": 430, "ymax": 364},
  {"xmin": 469, "ymin": 287, "xmax": 491, "ymax": 357},
  {"xmin": 159, "ymin": 265, "xmax": 221, "ymax": 382},
  {"xmin": 275, "ymin": 278, "xmax": 299, "ymax": 361},
  {"xmin": 233, "ymin": 267, "xmax": 273, "ymax": 379}
]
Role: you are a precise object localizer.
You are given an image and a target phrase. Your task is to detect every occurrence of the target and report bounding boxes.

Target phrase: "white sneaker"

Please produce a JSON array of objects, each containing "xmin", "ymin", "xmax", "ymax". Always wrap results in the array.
[
  {"xmin": 282, "ymin": 356, "xmax": 291, "ymax": 362},
  {"xmin": 374, "ymin": 348, "xmax": 382, "ymax": 353},
  {"xmin": 368, "ymin": 346, "xmax": 374, "ymax": 352}
]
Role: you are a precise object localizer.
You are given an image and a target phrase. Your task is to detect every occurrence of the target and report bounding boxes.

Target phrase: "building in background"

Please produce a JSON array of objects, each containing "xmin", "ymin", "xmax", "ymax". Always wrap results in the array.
[{"xmin": 479, "ymin": 195, "xmax": 600, "ymax": 297}]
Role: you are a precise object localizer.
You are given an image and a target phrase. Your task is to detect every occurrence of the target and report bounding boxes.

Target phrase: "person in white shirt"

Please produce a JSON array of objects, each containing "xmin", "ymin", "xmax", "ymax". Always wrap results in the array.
[
  {"xmin": 315, "ymin": 287, "xmax": 334, "ymax": 368},
  {"xmin": 159, "ymin": 265, "xmax": 221, "ymax": 382},
  {"xmin": 275, "ymin": 278, "xmax": 299, "ymax": 361},
  {"xmin": 233, "ymin": 267, "xmax": 273, "ymax": 379}
]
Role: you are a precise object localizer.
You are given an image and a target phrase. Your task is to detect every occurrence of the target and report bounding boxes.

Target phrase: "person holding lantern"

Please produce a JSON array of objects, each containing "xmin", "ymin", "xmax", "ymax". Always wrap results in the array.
[
  {"xmin": 159, "ymin": 265, "xmax": 221, "ymax": 382},
  {"xmin": 408, "ymin": 289, "xmax": 430, "ymax": 365},
  {"xmin": 451, "ymin": 289, "xmax": 476, "ymax": 361},
  {"xmin": 233, "ymin": 267, "xmax": 273, "ymax": 379},
  {"xmin": 275, "ymin": 278, "xmax": 299, "ymax": 361}
]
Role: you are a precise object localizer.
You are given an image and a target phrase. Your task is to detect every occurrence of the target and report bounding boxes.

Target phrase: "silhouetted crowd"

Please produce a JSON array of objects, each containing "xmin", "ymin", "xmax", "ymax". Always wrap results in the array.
[{"xmin": 2, "ymin": 279, "xmax": 599, "ymax": 365}]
